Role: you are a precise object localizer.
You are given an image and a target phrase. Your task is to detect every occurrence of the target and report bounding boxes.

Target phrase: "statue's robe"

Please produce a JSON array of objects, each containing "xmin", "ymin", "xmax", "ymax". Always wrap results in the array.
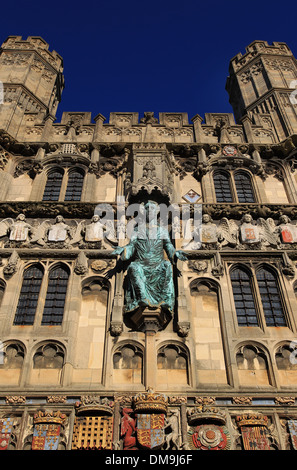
[{"xmin": 121, "ymin": 225, "xmax": 176, "ymax": 314}]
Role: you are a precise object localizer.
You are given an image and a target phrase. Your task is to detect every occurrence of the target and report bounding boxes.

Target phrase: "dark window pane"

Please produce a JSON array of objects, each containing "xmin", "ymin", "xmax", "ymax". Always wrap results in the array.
[
  {"xmin": 234, "ymin": 173, "xmax": 255, "ymax": 203},
  {"xmin": 43, "ymin": 171, "xmax": 63, "ymax": 201},
  {"xmin": 213, "ymin": 173, "xmax": 233, "ymax": 203},
  {"xmin": 14, "ymin": 266, "xmax": 43, "ymax": 325},
  {"xmin": 64, "ymin": 170, "xmax": 84, "ymax": 201},
  {"xmin": 231, "ymin": 268, "xmax": 258, "ymax": 326},
  {"xmin": 42, "ymin": 266, "xmax": 69, "ymax": 325},
  {"xmin": 256, "ymin": 268, "xmax": 286, "ymax": 327}
]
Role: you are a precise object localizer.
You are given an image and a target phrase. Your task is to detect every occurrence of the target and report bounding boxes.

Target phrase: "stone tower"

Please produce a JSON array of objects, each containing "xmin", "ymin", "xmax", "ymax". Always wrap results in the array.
[
  {"xmin": 226, "ymin": 40, "xmax": 297, "ymax": 141},
  {"xmin": 0, "ymin": 36, "xmax": 296, "ymax": 451},
  {"xmin": 0, "ymin": 36, "xmax": 64, "ymax": 140}
]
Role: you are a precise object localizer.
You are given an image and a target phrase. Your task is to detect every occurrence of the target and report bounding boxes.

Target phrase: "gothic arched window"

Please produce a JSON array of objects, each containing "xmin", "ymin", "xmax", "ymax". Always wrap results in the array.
[
  {"xmin": 213, "ymin": 172, "xmax": 233, "ymax": 202},
  {"xmin": 42, "ymin": 169, "xmax": 64, "ymax": 201},
  {"xmin": 230, "ymin": 266, "xmax": 258, "ymax": 326},
  {"xmin": 234, "ymin": 172, "xmax": 255, "ymax": 203},
  {"xmin": 64, "ymin": 169, "xmax": 84, "ymax": 201},
  {"xmin": 41, "ymin": 265, "xmax": 69, "ymax": 325},
  {"xmin": 256, "ymin": 267, "xmax": 286, "ymax": 327},
  {"xmin": 14, "ymin": 265, "xmax": 44, "ymax": 325}
]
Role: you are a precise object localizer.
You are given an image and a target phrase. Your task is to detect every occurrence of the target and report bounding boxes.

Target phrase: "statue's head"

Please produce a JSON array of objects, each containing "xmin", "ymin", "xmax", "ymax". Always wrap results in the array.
[
  {"xmin": 144, "ymin": 200, "xmax": 160, "ymax": 221},
  {"xmin": 202, "ymin": 214, "xmax": 211, "ymax": 223},
  {"xmin": 242, "ymin": 213, "xmax": 252, "ymax": 223},
  {"xmin": 279, "ymin": 215, "xmax": 290, "ymax": 224},
  {"xmin": 92, "ymin": 215, "xmax": 100, "ymax": 223},
  {"xmin": 56, "ymin": 215, "xmax": 64, "ymax": 223},
  {"xmin": 16, "ymin": 213, "xmax": 26, "ymax": 221}
]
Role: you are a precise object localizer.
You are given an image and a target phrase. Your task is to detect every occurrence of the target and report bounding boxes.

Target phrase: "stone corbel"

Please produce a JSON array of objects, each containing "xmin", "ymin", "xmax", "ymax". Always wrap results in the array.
[
  {"xmin": 281, "ymin": 252, "xmax": 295, "ymax": 278},
  {"xmin": 74, "ymin": 251, "xmax": 88, "ymax": 275},
  {"xmin": 177, "ymin": 321, "xmax": 190, "ymax": 337},
  {"xmin": 3, "ymin": 250, "xmax": 20, "ymax": 277},
  {"xmin": 211, "ymin": 252, "xmax": 224, "ymax": 278},
  {"xmin": 14, "ymin": 159, "xmax": 43, "ymax": 178}
]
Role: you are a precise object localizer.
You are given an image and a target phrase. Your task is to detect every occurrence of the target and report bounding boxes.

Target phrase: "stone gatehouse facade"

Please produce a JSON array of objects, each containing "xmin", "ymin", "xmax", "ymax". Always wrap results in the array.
[{"xmin": 0, "ymin": 35, "xmax": 296, "ymax": 450}]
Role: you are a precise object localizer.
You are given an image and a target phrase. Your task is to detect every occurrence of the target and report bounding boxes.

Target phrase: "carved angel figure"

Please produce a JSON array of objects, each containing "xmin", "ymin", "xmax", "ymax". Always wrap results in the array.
[
  {"xmin": 238, "ymin": 214, "xmax": 279, "ymax": 248},
  {"xmin": 48, "ymin": 215, "xmax": 72, "ymax": 242},
  {"xmin": 82, "ymin": 214, "xmax": 117, "ymax": 247},
  {"xmin": 238, "ymin": 214, "xmax": 260, "ymax": 245},
  {"xmin": 200, "ymin": 214, "xmax": 222, "ymax": 248},
  {"xmin": 217, "ymin": 217, "xmax": 239, "ymax": 248},
  {"xmin": 0, "ymin": 213, "xmax": 32, "ymax": 242},
  {"xmin": 29, "ymin": 216, "xmax": 84, "ymax": 247},
  {"xmin": 257, "ymin": 217, "xmax": 279, "ymax": 248},
  {"xmin": 274, "ymin": 215, "xmax": 297, "ymax": 244}
]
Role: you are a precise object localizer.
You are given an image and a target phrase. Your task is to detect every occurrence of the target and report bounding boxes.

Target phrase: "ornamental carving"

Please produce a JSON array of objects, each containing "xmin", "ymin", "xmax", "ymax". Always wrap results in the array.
[
  {"xmin": 75, "ymin": 395, "xmax": 114, "ymax": 415},
  {"xmin": 187, "ymin": 406, "xmax": 231, "ymax": 450}
]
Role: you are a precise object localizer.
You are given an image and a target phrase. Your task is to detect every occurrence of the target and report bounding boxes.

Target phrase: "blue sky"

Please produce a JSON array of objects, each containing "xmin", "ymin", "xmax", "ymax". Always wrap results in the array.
[{"xmin": 1, "ymin": 0, "xmax": 297, "ymax": 124}]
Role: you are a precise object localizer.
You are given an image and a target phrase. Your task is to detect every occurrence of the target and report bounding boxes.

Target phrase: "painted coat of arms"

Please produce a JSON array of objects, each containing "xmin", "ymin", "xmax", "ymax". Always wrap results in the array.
[
  {"xmin": 240, "ymin": 225, "xmax": 260, "ymax": 244},
  {"xmin": 136, "ymin": 413, "xmax": 165, "ymax": 449},
  {"xmin": 280, "ymin": 226, "xmax": 297, "ymax": 244},
  {"xmin": 32, "ymin": 423, "xmax": 61, "ymax": 450},
  {"xmin": 31, "ymin": 410, "xmax": 66, "ymax": 450},
  {"xmin": 188, "ymin": 424, "xmax": 230, "ymax": 450},
  {"xmin": 0, "ymin": 417, "xmax": 14, "ymax": 450},
  {"xmin": 201, "ymin": 225, "xmax": 218, "ymax": 244},
  {"xmin": 288, "ymin": 420, "xmax": 297, "ymax": 450}
]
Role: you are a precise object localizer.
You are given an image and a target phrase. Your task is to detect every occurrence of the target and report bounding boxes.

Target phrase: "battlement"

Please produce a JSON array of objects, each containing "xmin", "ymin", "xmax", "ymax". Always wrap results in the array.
[
  {"xmin": 1, "ymin": 35, "xmax": 63, "ymax": 69},
  {"xmin": 229, "ymin": 40, "xmax": 293, "ymax": 73}
]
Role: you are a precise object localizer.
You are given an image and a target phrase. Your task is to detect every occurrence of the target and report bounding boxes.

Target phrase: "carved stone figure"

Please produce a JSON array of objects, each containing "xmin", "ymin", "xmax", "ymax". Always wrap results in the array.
[
  {"xmin": 112, "ymin": 200, "xmax": 187, "ymax": 315},
  {"xmin": 0, "ymin": 213, "xmax": 32, "ymax": 242},
  {"xmin": 121, "ymin": 408, "xmax": 137, "ymax": 450},
  {"xmin": 238, "ymin": 214, "xmax": 279, "ymax": 248},
  {"xmin": 217, "ymin": 217, "xmax": 239, "ymax": 248},
  {"xmin": 275, "ymin": 215, "xmax": 297, "ymax": 244},
  {"xmin": 200, "ymin": 214, "xmax": 222, "ymax": 248},
  {"xmin": 9, "ymin": 214, "xmax": 32, "ymax": 241},
  {"xmin": 47, "ymin": 215, "xmax": 72, "ymax": 242},
  {"xmin": 82, "ymin": 214, "xmax": 117, "ymax": 246},
  {"xmin": 163, "ymin": 410, "xmax": 181, "ymax": 450},
  {"xmin": 84, "ymin": 215, "xmax": 105, "ymax": 242},
  {"xmin": 239, "ymin": 214, "xmax": 260, "ymax": 244}
]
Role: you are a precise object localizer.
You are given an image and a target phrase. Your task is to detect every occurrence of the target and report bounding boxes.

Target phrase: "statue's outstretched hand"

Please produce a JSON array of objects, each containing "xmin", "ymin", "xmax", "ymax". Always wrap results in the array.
[
  {"xmin": 175, "ymin": 250, "xmax": 187, "ymax": 261},
  {"xmin": 112, "ymin": 246, "xmax": 124, "ymax": 256}
]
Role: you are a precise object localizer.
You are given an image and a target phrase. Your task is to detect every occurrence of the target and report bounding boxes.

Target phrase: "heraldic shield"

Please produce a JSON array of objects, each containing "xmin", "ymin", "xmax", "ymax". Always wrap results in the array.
[{"xmin": 136, "ymin": 413, "xmax": 165, "ymax": 449}]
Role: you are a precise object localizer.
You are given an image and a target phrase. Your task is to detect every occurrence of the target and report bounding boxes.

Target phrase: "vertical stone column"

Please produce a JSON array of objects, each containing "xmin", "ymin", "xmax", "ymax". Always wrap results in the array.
[
  {"xmin": 84, "ymin": 147, "xmax": 99, "ymax": 202},
  {"xmin": 93, "ymin": 114, "xmax": 106, "ymax": 141},
  {"xmin": 180, "ymin": 402, "xmax": 189, "ymax": 450},
  {"xmin": 143, "ymin": 320, "xmax": 159, "ymax": 390},
  {"xmin": 110, "ymin": 271, "xmax": 124, "ymax": 337},
  {"xmin": 112, "ymin": 398, "xmax": 121, "ymax": 450},
  {"xmin": 41, "ymin": 114, "xmax": 55, "ymax": 141},
  {"xmin": 130, "ymin": 306, "xmax": 167, "ymax": 389},
  {"xmin": 241, "ymin": 115, "xmax": 254, "ymax": 142},
  {"xmin": 192, "ymin": 114, "xmax": 204, "ymax": 142}
]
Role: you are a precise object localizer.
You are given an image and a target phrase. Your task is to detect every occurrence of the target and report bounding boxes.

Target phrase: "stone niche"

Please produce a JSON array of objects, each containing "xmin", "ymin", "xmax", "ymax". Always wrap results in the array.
[
  {"xmin": 126, "ymin": 143, "xmax": 174, "ymax": 202},
  {"xmin": 190, "ymin": 279, "xmax": 228, "ymax": 386},
  {"xmin": 72, "ymin": 277, "xmax": 110, "ymax": 385}
]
